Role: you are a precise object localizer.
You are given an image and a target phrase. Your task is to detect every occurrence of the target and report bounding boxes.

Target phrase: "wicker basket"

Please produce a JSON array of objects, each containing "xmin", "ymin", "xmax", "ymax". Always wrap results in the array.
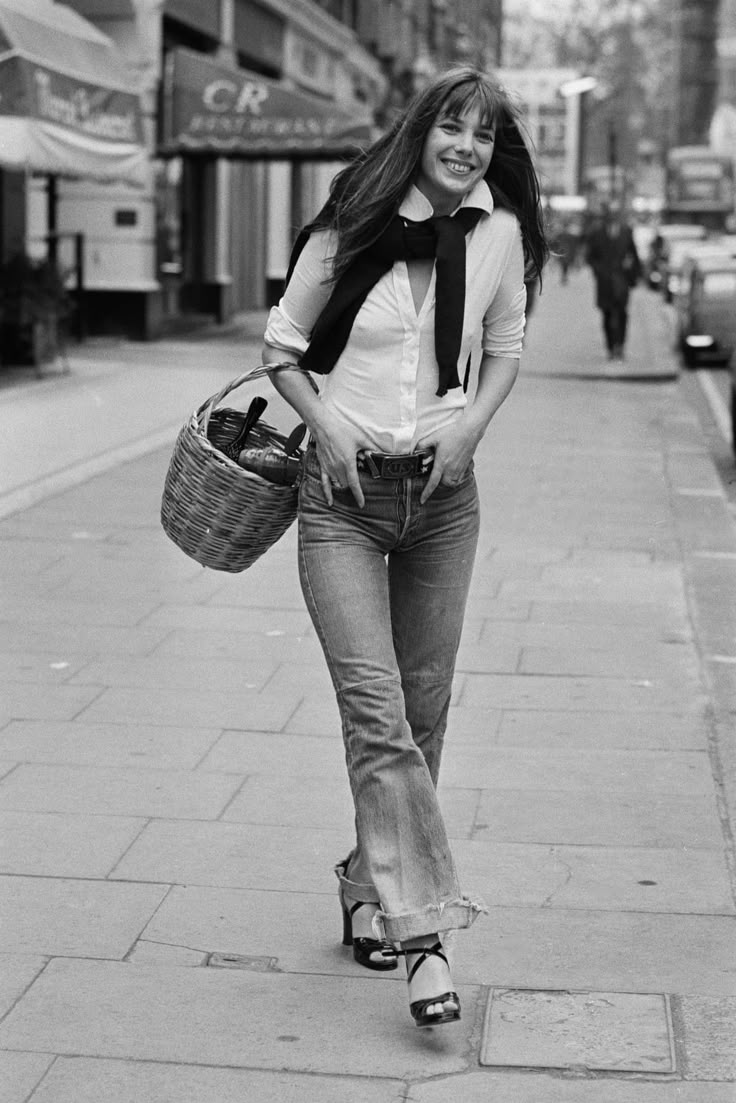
[{"xmin": 160, "ymin": 364, "xmax": 307, "ymax": 573}]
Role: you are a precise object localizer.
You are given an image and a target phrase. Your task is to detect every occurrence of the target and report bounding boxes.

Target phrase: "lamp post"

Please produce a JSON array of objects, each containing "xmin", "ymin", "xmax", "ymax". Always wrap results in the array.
[
  {"xmin": 560, "ymin": 76, "xmax": 598, "ymax": 196},
  {"xmin": 608, "ymin": 121, "xmax": 618, "ymax": 201}
]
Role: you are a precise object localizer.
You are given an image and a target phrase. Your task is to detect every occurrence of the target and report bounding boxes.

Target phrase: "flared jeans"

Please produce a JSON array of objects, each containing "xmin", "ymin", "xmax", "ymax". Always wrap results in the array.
[{"xmin": 297, "ymin": 445, "xmax": 486, "ymax": 943}]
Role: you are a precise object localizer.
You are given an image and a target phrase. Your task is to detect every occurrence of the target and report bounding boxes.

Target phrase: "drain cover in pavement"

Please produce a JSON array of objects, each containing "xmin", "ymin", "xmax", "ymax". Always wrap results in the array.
[{"xmin": 481, "ymin": 989, "xmax": 675, "ymax": 1073}]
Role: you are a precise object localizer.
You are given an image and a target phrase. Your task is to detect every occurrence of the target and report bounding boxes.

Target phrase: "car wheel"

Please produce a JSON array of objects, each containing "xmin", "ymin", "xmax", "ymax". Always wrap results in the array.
[{"xmin": 680, "ymin": 343, "xmax": 698, "ymax": 369}]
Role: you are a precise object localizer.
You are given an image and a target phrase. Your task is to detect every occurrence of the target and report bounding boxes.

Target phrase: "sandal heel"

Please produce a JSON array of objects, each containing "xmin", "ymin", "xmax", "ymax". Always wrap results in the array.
[
  {"xmin": 341, "ymin": 900, "xmax": 353, "ymax": 946},
  {"xmin": 338, "ymin": 888, "xmax": 398, "ymax": 971}
]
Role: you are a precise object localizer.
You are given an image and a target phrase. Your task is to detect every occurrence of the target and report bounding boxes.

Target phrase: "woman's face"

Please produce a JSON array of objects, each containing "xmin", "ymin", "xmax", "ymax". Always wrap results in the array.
[{"xmin": 416, "ymin": 100, "xmax": 496, "ymax": 215}]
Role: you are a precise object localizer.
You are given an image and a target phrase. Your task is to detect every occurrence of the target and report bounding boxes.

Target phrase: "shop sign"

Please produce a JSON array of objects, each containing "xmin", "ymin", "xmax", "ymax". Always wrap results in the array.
[
  {"xmin": 0, "ymin": 55, "xmax": 144, "ymax": 144},
  {"xmin": 163, "ymin": 47, "xmax": 371, "ymax": 157}
]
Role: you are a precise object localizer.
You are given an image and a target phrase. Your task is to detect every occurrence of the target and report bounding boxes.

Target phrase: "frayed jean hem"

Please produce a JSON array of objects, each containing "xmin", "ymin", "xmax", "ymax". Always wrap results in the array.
[{"xmin": 374, "ymin": 896, "xmax": 487, "ymax": 944}]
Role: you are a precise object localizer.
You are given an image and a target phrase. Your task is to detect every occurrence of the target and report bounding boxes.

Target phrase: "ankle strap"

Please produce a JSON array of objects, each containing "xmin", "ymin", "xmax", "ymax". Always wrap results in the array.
[{"xmin": 403, "ymin": 941, "xmax": 447, "ymax": 984}]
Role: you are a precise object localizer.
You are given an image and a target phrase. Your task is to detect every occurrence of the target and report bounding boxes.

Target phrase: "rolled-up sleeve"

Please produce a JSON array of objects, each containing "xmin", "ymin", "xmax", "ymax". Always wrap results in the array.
[
  {"xmin": 263, "ymin": 228, "xmax": 336, "ymax": 357},
  {"xmin": 481, "ymin": 224, "xmax": 526, "ymax": 358}
]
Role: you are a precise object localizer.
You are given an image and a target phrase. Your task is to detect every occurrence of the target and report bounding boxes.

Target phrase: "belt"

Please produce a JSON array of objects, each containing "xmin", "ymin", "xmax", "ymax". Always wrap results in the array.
[{"xmin": 357, "ymin": 448, "xmax": 434, "ymax": 479}]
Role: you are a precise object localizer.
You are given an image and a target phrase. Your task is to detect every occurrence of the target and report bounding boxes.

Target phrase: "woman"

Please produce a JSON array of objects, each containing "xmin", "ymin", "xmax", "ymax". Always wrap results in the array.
[{"xmin": 261, "ymin": 66, "xmax": 547, "ymax": 1029}]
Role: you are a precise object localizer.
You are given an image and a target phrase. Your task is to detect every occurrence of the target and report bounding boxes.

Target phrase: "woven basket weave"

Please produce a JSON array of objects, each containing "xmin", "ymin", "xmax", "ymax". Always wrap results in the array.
[{"xmin": 160, "ymin": 364, "xmax": 306, "ymax": 573}]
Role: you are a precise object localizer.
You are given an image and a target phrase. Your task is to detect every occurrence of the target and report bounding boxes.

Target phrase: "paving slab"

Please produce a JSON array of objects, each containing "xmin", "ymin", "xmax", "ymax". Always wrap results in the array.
[
  {"xmin": 0, "ymin": 877, "xmax": 167, "ymax": 957},
  {"xmin": 140, "ymin": 603, "xmax": 312, "ymax": 637},
  {"xmin": 0, "ymin": 720, "xmax": 221, "ymax": 770},
  {"xmin": 0, "ymin": 595, "xmax": 161, "ymax": 628},
  {"xmin": 460, "ymin": 672, "xmax": 704, "ymax": 714},
  {"xmin": 0, "ymin": 1052, "xmax": 54, "ymax": 1103},
  {"xmin": 454, "ymin": 840, "xmax": 734, "ymax": 915},
  {"xmin": 200, "ymin": 731, "xmax": 347, "ymax": 775},
  {"xmin": 0, "ymin": 956, "xmax": 46, "ymax": 1018},
  {"xmin": 454, "ymin": 906, "xmax": 736, "ymax": 995},
  {"xmin": 76, "ymin": 685, "xmax": 301, "ymax": 731},
  {"xmin": 499, "ymin": 566, "xmax": 686, "ymax": 606},
  {"xmin": 480, "ymin": 989, "xmax": 674, "ymax": 1072},
  {"xmin": 282, "ymin": 694, "xmax": 355, "ymax": 736},
  {"xmin": 528, "ymin": 601, "xmax": 691, "ymax": 631},
  {"xmin": 479, "ymin": 618, "xmax": 694, "ymax": 650},
  {"xmin": 441, "ymin": 747, "xmax": 714, "ymax": 795},
  {"xmin": 495, "ymin": 710, "xmax": 706, "ymax": 750},
  {"xmin": 0, "ymin": 622, "xmax": 172, "ymax": 658},
  {"xmin": 518, "ymin": 644, "xmax": 701, "ymax": 681},
  {"xmin": 0, "ymin": 685, "xmax": 103, "ymax": 723},
  {"xmin": 412, "ymin": 1072, "xmax": 736, "ymax": 1102},
  {"xmin": 127, "ymin": 941, "xmax": 208, "ymax": 966},
  {"xmin": 444, "ymin": 706, "xmax": 504, "ymax": 743},
  {"xmin": 674, "ymin": 996, "xmax": 736, "ymax": 1081},
  {"xmin": 471, "ymin": 789, "xmax": 723, "ymax": 848},
  {"xmin": 67, "ymin": 654, "xmax": 276, "ymax": 693},
  {"xmin": 0, "ymin": 652, "xmax": 88, "ymax": 684},
  {"xmin": 139, "ymin": 885, "xmax": 356, "ymax": 975},
  {"xmin": 0, "ymin": 764, "xmax": 242, "ymax": 819},
  {"xmin": 0, "ymin": 959, "xmax": 475, "ymax": 1078},
  {"xmin": 223, "ymin": 772, "xmax": 355, "ymax": 833},
  {"xmin": 453, "ymin": 637, "xmax": 522, "ymax": 672},
  {"xmin": 110, "ymin": 820, "xmax": 346, "ymax": 891},
  {"xmin": 0, "ymin": 811, "xmax": 145, "ymax": 877},
  {"xmin": 151, "ymin": 626, "xmax": 322, "ymax": 663},
  {"xmin": 26, "ymin": 1057, "xmax": 405, "ymax": 1103}
]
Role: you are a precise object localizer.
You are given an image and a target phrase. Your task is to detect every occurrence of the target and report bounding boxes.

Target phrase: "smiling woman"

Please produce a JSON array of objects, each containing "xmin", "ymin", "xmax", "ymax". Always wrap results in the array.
[{"xmin": 257, "ymin": 65, "xmax": 548, "ymax": 1034}]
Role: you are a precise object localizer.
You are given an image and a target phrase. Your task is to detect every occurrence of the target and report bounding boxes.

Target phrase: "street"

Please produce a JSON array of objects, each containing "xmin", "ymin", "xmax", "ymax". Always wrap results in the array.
[{"xmin": 0, "ymin": 267, "xmax": 735, "ymax": 1100}]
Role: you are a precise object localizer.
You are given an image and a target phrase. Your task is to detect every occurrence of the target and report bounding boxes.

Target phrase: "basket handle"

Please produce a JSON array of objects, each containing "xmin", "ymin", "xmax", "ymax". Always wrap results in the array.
[{"xmin": 200, "ymin": 362, "xmax": 310, "ymax": 435}]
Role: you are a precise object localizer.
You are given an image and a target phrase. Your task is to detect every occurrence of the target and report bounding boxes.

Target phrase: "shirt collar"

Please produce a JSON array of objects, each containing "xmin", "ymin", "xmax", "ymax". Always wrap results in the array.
[{"xmin": 399, "ymin": 178, "xmax": 494, "ymax": 221}]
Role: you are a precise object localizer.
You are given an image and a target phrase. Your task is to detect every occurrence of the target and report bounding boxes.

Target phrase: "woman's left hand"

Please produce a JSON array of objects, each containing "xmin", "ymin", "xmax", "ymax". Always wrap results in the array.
[{"xmin": 416, "ymin": 422, "xmax": 480, "ymax": 504}]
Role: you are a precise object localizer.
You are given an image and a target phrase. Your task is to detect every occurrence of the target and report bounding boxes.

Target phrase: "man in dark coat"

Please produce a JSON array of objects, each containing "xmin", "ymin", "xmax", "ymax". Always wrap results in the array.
[{"xmin": 585, "ymin": 205, "xmax": 641, "ymax": 360}]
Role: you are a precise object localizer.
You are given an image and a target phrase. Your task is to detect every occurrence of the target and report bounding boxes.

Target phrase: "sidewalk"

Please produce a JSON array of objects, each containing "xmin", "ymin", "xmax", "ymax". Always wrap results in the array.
[{"xmin": 0, "ymin": 269, "xmax": 735, "ymax": 1101}]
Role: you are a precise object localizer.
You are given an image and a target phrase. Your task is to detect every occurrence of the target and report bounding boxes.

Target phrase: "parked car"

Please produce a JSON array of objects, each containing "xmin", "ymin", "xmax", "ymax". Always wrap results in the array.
[
  {"xmin": 666, "ymin": 239, "xmax": 734, "ymax": 303},
  {"xmin": 646, "ymin": 223, "xmax": 706, "ymax": 292},
  {"xmin": 671, "ymin": 241, "xmax": 736, "ymax": 311},
  {"xmin": 675, "ymin": 255, "xmax": 736, "ymax": 368}
]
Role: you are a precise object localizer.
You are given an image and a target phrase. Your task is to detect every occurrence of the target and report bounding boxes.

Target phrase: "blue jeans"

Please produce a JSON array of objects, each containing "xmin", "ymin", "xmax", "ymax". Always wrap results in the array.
[{"xmin": 297, "ymin": 445, "xmax": 486, "ymax": 943}]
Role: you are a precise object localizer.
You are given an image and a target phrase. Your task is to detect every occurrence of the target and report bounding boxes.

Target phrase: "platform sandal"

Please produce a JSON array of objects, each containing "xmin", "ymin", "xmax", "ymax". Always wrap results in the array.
[
  {"xmin": 340, "ymin": 892, "xmax": 398, "ymax": 971},
  {"xmin": 403, "ymin": 941, "xmax": 461, "ymax": 1028}
]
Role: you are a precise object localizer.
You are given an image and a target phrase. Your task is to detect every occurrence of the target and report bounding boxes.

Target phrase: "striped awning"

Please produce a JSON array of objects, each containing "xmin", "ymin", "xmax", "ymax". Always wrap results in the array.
[{"xmin": 0, "ymin": 0, "xmax": 147, "ymax": 185}]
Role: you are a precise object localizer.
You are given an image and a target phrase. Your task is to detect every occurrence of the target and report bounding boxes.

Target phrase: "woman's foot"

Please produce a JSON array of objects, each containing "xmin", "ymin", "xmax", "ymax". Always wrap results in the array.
[
  {"xmin": 401, "ymin": 935, "xmax": 460, "ymax": 1027},
  {"xmin": 341, "ymin": 896, "xmax": 398, "ymax": 970}
]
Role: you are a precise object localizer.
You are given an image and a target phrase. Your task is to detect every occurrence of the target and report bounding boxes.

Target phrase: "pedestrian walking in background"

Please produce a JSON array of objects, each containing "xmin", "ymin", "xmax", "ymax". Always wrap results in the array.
[
  {"xmin": 552, "ymin": 219, "xmax": 578, "ymax": 284},
  {"xmin": 585, "ymin": 203, "xmax": 641, "ymax": 360},
  {"xmin": 261, "ymin": 66, "xmax": 548, "ymax": 1030}
]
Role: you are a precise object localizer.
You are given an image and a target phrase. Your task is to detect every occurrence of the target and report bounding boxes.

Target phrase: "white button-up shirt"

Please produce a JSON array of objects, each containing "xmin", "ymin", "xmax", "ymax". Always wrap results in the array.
[{"xmin": 264, "ymin": 178, "xmax": 526, "ymax": 453}]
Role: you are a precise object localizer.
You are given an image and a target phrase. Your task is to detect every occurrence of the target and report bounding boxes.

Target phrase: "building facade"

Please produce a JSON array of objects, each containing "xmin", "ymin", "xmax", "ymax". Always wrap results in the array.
[{"xmin": 8, "ymin": 0, "xmax": 503, "ymax": 339}]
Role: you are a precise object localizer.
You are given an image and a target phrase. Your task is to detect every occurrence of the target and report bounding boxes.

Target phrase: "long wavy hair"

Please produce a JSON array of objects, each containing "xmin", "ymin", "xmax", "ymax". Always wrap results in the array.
[{"xmin": 304, "ymin": 66, "xmax": 549, "ymax": 285}]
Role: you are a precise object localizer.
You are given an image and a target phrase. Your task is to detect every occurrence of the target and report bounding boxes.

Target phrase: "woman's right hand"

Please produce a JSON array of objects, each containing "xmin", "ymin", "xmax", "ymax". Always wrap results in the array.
[{"xmin": 312, "ymin": 415, "xmax": 366, "ymax": 508}]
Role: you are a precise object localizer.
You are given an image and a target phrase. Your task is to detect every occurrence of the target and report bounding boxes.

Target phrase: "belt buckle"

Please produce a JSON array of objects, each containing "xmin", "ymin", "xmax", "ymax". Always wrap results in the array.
[{"xmin": 379, "ymin": 453, "xmax": 422, "ymax": 478}]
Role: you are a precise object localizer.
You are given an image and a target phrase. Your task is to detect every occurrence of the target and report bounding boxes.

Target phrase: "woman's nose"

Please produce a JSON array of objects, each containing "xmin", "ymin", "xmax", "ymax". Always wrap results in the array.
[{"xmin": 453, "ymin": 129, "xmax": 474, "ymax": 154}]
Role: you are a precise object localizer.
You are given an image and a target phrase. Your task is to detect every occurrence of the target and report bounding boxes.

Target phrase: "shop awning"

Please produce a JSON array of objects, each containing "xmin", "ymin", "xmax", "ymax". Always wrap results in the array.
[
  {"xmin": 161, "ymin": 48, "xmax": 375, "ymax": 160},
  {"xmin": 0, "ymin": 0, "xmax": 147, "ymax": 185}
]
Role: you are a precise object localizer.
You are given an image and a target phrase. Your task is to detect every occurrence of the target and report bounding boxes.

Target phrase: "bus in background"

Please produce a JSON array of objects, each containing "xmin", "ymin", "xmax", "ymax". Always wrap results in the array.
[{"xmin": 664, "ymin": 146, "xmax": 735, "ymax": 232}]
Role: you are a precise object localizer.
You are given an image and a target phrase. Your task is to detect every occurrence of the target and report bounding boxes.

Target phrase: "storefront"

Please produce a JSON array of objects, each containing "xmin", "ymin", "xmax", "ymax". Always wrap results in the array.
[
  {"xmin": 0, "ymin": 0, "xmax": 149, "ymax": 335},
  {"xmin": 158, "ymin": 46, "xmax": 375, "ymax": 319}
]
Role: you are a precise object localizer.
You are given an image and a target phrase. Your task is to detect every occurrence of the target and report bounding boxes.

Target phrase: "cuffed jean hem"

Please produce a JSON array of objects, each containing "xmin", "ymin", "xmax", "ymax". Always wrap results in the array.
[
  {"xmin": 334, "ymin": 856, "xmax": 380, "ymax": 907},
  {"xmin": 373, "ymin": 896, "xmax": 488, "ymax": 944}
]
